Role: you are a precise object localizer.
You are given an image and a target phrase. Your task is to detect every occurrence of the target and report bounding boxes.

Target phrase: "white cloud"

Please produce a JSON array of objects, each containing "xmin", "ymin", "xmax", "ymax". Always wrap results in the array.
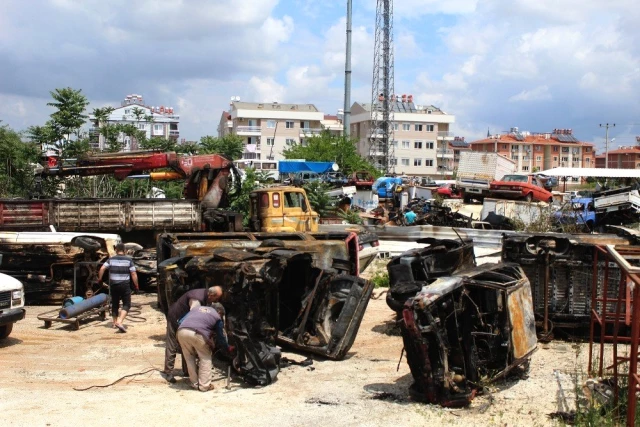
[
  {"xmin": 509, "ymin": 86, "xmax": 552, "ymax": 102},
  {"xmin": 248, "ymin": 77, "xmax": 286, "ymax": 103}
]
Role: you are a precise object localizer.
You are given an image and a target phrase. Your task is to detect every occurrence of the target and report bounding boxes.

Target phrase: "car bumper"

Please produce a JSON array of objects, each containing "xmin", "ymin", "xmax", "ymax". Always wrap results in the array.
[{"xmin": 0, "ymin": 308, "xmax": 26, "ymax": 326}]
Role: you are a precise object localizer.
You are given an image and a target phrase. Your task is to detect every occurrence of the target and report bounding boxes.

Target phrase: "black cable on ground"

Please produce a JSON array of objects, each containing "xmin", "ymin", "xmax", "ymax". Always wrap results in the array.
[{"xmin": 73, "ymin": 368, "xmax": 161, "ymax": 391}]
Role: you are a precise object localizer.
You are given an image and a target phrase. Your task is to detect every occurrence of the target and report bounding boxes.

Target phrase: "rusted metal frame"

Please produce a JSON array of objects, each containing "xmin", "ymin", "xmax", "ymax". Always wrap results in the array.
[
  {"xmin": 628, "ymin": 272, "xmax": 640, "ymax": 427},
  {"xmin": 598, "ymin": 255, "xmax": 610, "ymax": 377},
  {"xmin": 606, "ymin": 245, "xmax": 640, "ymax": 275},
  {"xmin": 294, "ymin": 270, "xmax": 324, "ymax": 346},
  {"xmin": 611, "ymin": 270, "xmax": 627, "ymax": 411},
  {"xmin": 589, "ymin": 246, "xmax": 599, "ymax": 374}
]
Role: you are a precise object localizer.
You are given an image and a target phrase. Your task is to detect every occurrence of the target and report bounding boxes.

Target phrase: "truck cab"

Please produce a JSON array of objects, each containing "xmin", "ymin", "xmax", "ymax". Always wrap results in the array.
[
  {"xmin": 249, "ymin": 187, "xmax": 320, "ymax": 232},
  {"xmin": 372, "ymin": 177, "xmax": 403, "ymax": 198},
  {"xmin": 0, "ymin": 272, "xmax": 26, "ymax": 339},
  {"xmin": 554, "ymin": 197, "xmax": 596, "ymax": 229}
]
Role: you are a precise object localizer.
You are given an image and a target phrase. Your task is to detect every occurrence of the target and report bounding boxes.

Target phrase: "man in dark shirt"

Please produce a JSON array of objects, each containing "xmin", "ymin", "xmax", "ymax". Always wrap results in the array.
[
  {"xmin": 162, "ymin": 286, "xmax": 223, "ymax": 383},
  {"xmin": 177, "ymin": 302, "xmax": 232, "ymax": 391},
  {"xmin": 97, "ymin": 243, "xmax": 138, "ymax": 333}
]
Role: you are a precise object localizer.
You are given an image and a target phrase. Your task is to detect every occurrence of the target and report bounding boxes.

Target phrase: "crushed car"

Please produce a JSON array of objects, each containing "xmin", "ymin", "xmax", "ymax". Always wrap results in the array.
[
  {"xmin": 386, "ymin": 239, "xmax": 537, "ymax": 407},
  {"xmin": 158, "ymin": 244, "xmax": 373, "ymax": 386}
]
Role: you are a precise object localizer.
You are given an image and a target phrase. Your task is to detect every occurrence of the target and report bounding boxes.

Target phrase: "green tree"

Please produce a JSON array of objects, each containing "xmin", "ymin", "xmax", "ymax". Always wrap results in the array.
[
  {"xmin": 92, "ymin": 106, "xmax": 115, "ymax": 151},
  {"xmin": 26, "ymin": 123, "xmax": 58, "ymax": 152},
  {"xmin": 139, "ymin": 136, "xmax": 178, "ymax": 152},
  {"xmin": 47, "ymin": 87, "xmax": 89, "ymax": 142},
  {"xmin": 102, "ymin": 123, "xmax": 124, "ymax": 152},
  {"xmin": 199, "ymin": 134, "xmax": 244, "ymax": 160},
  {"xmin": 0, "ymin": 124, "xmax": 40, "ymax": 197},
  {"xmin": 283, "ymin": 130, "xmax": 378, "ymax": 176},
  {"xmin": 302, "ymin": 181, "xmax": 333, "ymax": 217}
]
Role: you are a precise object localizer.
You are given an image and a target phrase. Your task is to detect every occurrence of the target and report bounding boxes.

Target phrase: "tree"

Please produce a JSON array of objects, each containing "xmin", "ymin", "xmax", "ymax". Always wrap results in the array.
[
  {"xmin": 47, "ymin": 87, "xmax": 89, "ymax": 142},
  {"xmin": 139, "ymin": 136, "xmax": 178, "ymax": 152},
  {"xmin": 283, "ymin": 130, "xmax": 378, "ymax": 176},
  {"xmin": 26, "ymin": 123, "xmax": 58, "ymax": 152},
  {"xmin": 199, "ymin": 134, "xmax": 244, "ymax": 160},
  {"xmin": 0, "ymin": 124, "xmax": 40, "ymax": 197},
  {"xmin": 92, "ymin": 106, "xmax": 115, "ymax": 151}
]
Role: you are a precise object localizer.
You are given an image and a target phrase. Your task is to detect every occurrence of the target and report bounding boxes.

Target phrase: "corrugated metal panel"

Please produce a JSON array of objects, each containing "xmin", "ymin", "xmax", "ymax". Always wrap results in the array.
[
  {"xmin": 538, "ymin": 167, "xmax": 640, "ymax": 178},
  {"xmin": 52, "ymin": 201, "xmax": 124, "ymax": 231},
  {"xmin": 0, "ymin": 201, "xmax": 48, "ymax": 229}
]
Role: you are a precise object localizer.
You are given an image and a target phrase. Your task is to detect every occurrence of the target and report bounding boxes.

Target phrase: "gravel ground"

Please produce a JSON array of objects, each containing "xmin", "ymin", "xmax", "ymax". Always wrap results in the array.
[{"xmin": 0, "ymin": 288, "xmax": 589, "ymax": 427}]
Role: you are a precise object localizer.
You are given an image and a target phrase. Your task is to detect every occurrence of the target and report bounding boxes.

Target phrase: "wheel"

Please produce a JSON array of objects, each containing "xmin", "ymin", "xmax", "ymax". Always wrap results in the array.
[
  {"xmin": 0, "ymin": 323, "xmax": 13, "ymax": 339},
  {"xmin": 524, "ymin": 193, "xmax": 533, "ymax": 202},
  {"xmin": 72, "ymin": 236, "xmax": 102, "ymax": 251}
]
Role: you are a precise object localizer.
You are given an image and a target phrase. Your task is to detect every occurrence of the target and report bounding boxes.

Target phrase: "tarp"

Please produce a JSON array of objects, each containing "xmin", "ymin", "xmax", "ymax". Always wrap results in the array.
[
  {"xmin": 537, "ymin": 167, "xmax": 640, "ymax": 179},
  {"xmin": 278, "ymin": 161, "xmax": 334, "ymax": 174}
]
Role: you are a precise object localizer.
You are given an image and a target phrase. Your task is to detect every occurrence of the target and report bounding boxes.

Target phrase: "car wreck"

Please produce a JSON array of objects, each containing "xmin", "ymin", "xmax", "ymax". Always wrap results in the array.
[
  {"xmin": 158, "ymin": 244, "xmax": 373, "ymax": 386},
  {"xmin": 386, "ymin": 239, "xmax": 537, "ymax": 407},
  {"xmin": 502, "ymin": 230, "xmax": 636, "ymax": 336},
  {"xmin": 0, "ymin": 232, "xmax": 122, "ymax": 305}
]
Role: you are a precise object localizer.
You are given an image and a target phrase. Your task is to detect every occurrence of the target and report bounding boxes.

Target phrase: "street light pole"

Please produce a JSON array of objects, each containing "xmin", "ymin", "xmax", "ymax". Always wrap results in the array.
[{"xmin": 600, "ymin": 123, "xmax": 616, "ymax": 168}]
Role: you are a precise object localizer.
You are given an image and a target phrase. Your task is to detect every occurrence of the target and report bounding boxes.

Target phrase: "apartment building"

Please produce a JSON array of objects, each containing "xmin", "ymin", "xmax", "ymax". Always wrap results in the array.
[
  {"xmin": 89, "ymin": 94, "xmax": 180, "ymax": 151},
  {"xmin": 349, "ymin": 98, "xmax": 455, "ymax": 176},
  {"xmin": 596, "ymin": 142, "xmax": 640, "ymax": 169},
  {"xmin": 218, "ymin": 100, "xmax": 326, "ymax": 162},
  {"xmin": 470, "ymin": 128, "xmax": 596, "ymax": 180}
]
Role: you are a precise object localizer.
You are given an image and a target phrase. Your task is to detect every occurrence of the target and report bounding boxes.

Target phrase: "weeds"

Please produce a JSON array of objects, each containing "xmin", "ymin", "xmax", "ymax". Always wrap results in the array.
[{"xmin": 370, "ymin": 271, "xmax": 389, "ymax": 288}]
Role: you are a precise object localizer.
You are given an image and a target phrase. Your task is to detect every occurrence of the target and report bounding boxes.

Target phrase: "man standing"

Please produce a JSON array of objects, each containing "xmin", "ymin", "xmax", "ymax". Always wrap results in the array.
[
  {"xmin": 162, "ymin": 286, "xmax": 223, "ymax": 383},
  {"xmin": 177, "ymin": 302, "xmax": 232, "ymax": 391},
  {"xmin": 97, "ymin": 242, "xmax": 139, "ymax": 333}
]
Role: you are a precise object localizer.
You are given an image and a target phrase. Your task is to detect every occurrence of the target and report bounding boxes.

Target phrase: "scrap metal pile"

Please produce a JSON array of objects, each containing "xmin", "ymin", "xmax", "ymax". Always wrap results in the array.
[
  {"xmin": 385, "ymin": 238, "xmax": 538, "ymax": 407},
  {"xmin": 366, "ymin": 199, "xmax": 474, "ymax": 227},
  {"xmin": 158, "ymin": 244, "xmax": 372, "ymax": 386}
]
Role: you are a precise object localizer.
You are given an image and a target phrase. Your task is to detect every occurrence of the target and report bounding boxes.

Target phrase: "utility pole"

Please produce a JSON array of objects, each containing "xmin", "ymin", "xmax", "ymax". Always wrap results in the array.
[
  {"xmin": 343, "ymin": 0, "xmax": 352, "ymax": 137},
  {"xmin": 600, "ymin": 123, "xmax": 615, "ymax": 168}
]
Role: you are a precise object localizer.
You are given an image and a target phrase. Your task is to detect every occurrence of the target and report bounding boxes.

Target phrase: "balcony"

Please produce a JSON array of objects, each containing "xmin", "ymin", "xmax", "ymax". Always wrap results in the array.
[
  {"xmin": 437, "ymin": 131, "xmax": 454, "ymax": 141},
  {"xmin": 236, "ymin": 125, "xmax": 262, "ymax": 136},
  {"xmin": 436, "ymin": 149, "xmax": 454, "ymax": 159},
  {"xmin": 226, "ymin": 120, "xmax": 233, "ymax": 128},
  {"xmin": 169, "ymin": 130, "xmax": 179, "ymax": 137},
  {"xmin": 300, "ymin": 128, "xmax": 323, "ymax": 137}
]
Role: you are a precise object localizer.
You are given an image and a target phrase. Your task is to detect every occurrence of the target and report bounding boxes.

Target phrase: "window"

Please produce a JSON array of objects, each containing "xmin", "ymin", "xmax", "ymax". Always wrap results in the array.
[
  {"xmin": 391, "ymin": 140, "xmax": 398, "ymax": 147},
  {"xmin": 561, "ymin": 157, "xmax": 569, "ymax": 162},
  {"xmin": 425, "ymin": 159, "xmax": 434, "ymax": 167},
  {"xmin": 401, "ymin": 158, "xmax": 410, "ymax": 166},
  {"xmin": 535, "ymin": 145, "xmax": 541, "ymax": 151},
  {"xmin": 402, "ymin": 140, "xmax": 410, "ymax": 149},
  {"xmin": 511, "ymin": 155, "xmax": 519, "ymax": 160},
  {"xmin": 266, "ymin": 138, "xmax": 274, "ymax": 146},
  {"xmin": 266, "ymin": 120, "xmax": 276, "ymax": 129},
  {"xmin": 301, "ymin": 121, "xmax": 310, "ymax": 129},
  {"xmin": 414, "ymin": 159, "xmax": 422, "ymax": 166},
  {"xmin": 154, "ymin": 124, "xmax": 162, "ymax": 132},
  {"xmin": 124, "ymin": 109, "xmax": 130, "ymax": 114},
  {"xmin": 414, "ymin": 141, "xmax": 423, "ymax": 149},
  {"xmin": 137, "ymin": 124, "xmax": 145, "ymax": 130},
  {"xmin": 284, "ymin": 192, "xmax": 306, "ymax": 210},
  {"xmin": 586, "ymin": 158, "xmax": 590, "ymax": 164},
  {"xmin": 426, "ymin": 142, "xmax": 434, "ymax": 149},
  {"xmin": 415, "ymin": 124, "xmax": 423, "ymax": 131},
  {"xmin": 553, "ymin": 156, "xmax": 558, "ymax": 161},
  {"xmin": 426, "ymin": 124, "xmax": 435, "ymax": 132},
  {"xmin": 390, "ymin": 158, "xmax": 397, "ymax": 166},
  {"xmin": 286, "ymin": 138, "xmax": 296, "ymax": 146},
  {"xmin": 586, "ymin": 147, "xmax": 591, "ymax": 153},
  {"xmin": 553, "ymin": 146, "xmax": 559, "ymax": 152},
  {"xmin": 522, "ymin": 166, "xmax": 529, "ymax": 172},
  {"xmin": 285, "ymin": 121, "xmax": 295, "ymax": 129},
  {"xmin": 536, "ymin": 156, "xmax": 542, "ymax": 161},
  {"xmin": 562, "ymin": 147, "xmax": 569, "ymax": 153},
  {"xmin": 502, "ymin": 144, "xmax": 508, "ymax": 149},
  {"xmin": 393, "ymin": 123, "xmax": 399, "ymax": 131},
  {"xmin": 402, "ymin": 123, "xmax": 410, "ymax": 131}
]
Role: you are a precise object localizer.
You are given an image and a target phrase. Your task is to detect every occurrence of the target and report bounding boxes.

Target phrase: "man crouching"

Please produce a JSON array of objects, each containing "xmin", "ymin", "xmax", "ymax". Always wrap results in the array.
[{"xmin": 177, "ymin": 302, "xmax": 233, "ymax": 391}]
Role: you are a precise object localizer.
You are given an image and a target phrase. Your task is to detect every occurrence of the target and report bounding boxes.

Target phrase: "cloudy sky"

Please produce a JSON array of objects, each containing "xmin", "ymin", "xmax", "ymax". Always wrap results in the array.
[{"xmin": 1, "ymin": 0, "xmax": 639, "ymax": 152}]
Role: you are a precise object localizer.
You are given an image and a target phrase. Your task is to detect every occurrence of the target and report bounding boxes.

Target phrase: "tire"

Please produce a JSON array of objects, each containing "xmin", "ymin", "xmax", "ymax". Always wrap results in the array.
[
  {"xmin": 0, "ymin": 323, "xmax": 13, "ymax": 339},
  {"xmin": 524, "ymin": 193, "xmax": 533, "ymax": 202},
  {"xmin": 386, "ymin": 282, "xmax": 422, "ymax": 313},
  {"xmin": 72, "ymin": 236, "xmax": 102, "ymax": 251}
]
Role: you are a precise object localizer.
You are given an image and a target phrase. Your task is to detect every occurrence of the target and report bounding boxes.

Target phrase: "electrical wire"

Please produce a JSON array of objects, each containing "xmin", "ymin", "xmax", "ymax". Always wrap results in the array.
[{"xmin": 73, "ymin": 368, "xmax": 160, "ymax": 391}]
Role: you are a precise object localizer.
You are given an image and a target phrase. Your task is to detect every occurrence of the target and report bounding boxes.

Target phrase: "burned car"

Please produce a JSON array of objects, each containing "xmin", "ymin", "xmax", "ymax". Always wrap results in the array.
[
  {"xmin": 386, "ymin": 238, "xmax": 475, "ymax": 313},
  {"xmin": 399, "ymin": 263, "xmax": 537, "ymax": 407},
  {"xmin": 158, "ymin": 245, "xmax": 372, "ymax": 386}
]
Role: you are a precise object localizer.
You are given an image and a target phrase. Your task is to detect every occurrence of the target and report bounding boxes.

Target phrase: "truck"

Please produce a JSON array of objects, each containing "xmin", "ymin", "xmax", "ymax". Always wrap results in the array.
[
  {"xmin": 0, "ymin": 272, "xmax": 26, "ymax": 339},
  {"xmin": 371, "ymin": 176, "xmax": 403, "ymax": 198},
  {"xmin": 456, "ymin": 152, "xmax": 516, "ymax": 203}
]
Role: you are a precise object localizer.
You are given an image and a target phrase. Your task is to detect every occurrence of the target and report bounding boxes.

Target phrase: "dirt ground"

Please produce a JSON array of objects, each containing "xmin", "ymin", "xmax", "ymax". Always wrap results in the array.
[{"xmin": 0, "ymin": 287, "xmax": 590, "ymax": 427}]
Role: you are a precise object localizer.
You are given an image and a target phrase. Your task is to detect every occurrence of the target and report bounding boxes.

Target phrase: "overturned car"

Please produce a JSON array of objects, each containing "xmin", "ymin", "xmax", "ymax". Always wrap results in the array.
[
  {"xmin": 158, "ymin": 244, "xmax": 372, "ymax": 386},
  {"xmin": 387, "ymin": 239, "xmax": 537, "ymax": 407}
]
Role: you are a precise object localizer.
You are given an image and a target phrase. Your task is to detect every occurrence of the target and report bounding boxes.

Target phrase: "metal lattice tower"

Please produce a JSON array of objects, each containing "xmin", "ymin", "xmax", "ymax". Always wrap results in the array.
[{"xmin": 368, "ymin": 0, "xmax": 395, "ymax": 174}]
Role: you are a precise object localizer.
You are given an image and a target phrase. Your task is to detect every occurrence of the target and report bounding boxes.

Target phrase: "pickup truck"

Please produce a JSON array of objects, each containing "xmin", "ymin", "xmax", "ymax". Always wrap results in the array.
[
  {"xmin": 553, "ymin": 197, "xmax": 596, "ymax": 230},
  {"xmin": 489, "ymin": 174, "xmax": 553, "ymax": 203},
  {"xmin": 554, "ymin": 188, "xmax": 640, "ymax": 230},
  {"xmin": 0, "ymin": 272, "xmax": 25, "ymax": 339},
  {"xmin": 372, "ymin": 177, "xmax": 403, "ymax": 198}
]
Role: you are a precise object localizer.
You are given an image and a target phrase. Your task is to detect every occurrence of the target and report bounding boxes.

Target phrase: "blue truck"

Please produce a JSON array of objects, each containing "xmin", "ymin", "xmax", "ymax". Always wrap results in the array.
[{"xmin": 372, "ymin": 177, "xmax": 403, "ymax": 198}]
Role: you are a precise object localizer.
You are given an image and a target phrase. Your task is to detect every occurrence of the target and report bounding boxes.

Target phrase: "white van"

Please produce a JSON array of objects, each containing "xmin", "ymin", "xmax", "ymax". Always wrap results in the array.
[{"xmin": 0, "ymin": 272, "xmax": 25, "ymax": 339}]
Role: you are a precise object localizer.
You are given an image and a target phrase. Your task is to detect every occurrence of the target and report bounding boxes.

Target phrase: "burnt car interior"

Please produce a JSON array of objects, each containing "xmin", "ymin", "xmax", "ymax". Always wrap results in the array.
[{"xmin": 158, "ymin": 245, "xmax": 372, "ymax": 386}]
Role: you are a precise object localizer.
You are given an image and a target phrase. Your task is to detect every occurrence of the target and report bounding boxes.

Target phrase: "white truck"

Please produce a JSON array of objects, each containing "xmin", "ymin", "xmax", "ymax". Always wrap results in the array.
[
  {"xmin": 0, "ymin": 273, "xmax": 26, "ymax": 339},
  {"xmin": 456, "ymin": 152, "xmax": 516, "ymax": 203}
]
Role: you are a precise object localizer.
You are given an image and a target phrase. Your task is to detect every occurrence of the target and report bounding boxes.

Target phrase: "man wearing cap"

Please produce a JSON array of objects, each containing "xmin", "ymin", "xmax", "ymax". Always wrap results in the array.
[
  {"xmin": 97, "ymin": 242, "xmax": 139, "ymax": 333},
  {"xmin": 162, "ymin": 286, "xmax": 223, "ymax": 383},
  {"xmin": 177, "ymin": 302, "xmax": 233, "ymax": 391}
]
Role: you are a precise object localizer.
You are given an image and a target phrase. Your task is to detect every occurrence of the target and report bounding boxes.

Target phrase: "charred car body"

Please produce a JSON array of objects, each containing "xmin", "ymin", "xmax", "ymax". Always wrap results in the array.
[
  {"xmin": 387, "ymin": 239, "xmax": 537, "ymax": 407},
  {"xmin": 158, "ymin": 245, "xmax": 373, "ymax": 386}
]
